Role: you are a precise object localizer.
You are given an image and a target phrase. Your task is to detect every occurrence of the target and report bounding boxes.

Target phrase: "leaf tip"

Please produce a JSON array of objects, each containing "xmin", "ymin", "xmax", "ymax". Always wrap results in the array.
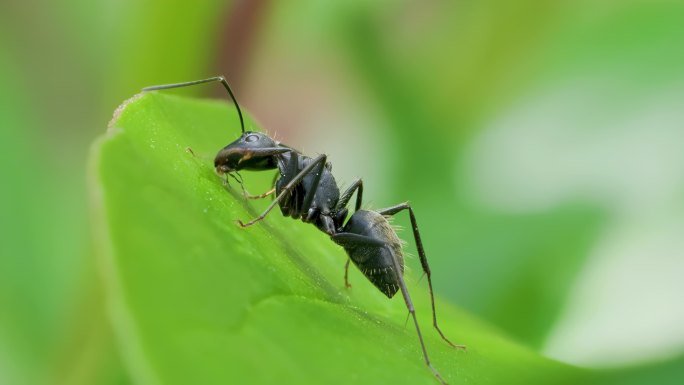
[{"xmin": 107, "ymin": 92, "xmax": 146, "ymax": 136}]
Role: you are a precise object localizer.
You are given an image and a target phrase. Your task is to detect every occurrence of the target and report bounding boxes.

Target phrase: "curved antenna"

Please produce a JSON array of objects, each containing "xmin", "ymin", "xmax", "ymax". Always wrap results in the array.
[{"xmin": 142, "ymin": 76, "xmax": 245, "ymax": 133}]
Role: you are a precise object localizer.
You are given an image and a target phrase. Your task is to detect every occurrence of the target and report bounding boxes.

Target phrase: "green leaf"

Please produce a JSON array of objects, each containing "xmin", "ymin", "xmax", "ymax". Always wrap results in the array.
[{"xmin": 89, "ymin": 92, "xmax": 590, "ymax": 384}]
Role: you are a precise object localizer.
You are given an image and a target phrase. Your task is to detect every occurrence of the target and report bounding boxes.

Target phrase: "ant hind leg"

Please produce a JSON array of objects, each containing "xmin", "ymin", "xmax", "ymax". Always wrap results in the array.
[{"xmin": 377, "ymin": 203, "xmax": 466, "ymax": 350}]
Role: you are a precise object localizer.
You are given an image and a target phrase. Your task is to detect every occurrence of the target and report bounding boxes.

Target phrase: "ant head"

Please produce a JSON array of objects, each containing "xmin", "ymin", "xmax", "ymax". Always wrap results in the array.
[{"xmin": 214, "ymin": 131, "xmax": 278, "ymax": 174}]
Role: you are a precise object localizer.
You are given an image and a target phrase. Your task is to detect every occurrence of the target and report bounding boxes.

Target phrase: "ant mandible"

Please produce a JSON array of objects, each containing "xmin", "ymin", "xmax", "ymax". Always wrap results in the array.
[{"xmin": 143, "ymin": 76, "xmax": 465, "ymax": 384}]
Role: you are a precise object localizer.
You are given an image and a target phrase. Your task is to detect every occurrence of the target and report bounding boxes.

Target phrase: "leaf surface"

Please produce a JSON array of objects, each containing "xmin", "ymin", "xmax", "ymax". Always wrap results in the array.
[{"xmin": 90, "ymin": 93, "xmax": 590, "ymax": 384}]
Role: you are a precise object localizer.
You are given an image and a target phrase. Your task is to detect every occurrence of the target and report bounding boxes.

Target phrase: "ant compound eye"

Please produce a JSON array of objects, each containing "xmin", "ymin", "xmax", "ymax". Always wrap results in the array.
[{"xmin": 245, "ymin": 134, "xmax": 259, "ymax": 143}]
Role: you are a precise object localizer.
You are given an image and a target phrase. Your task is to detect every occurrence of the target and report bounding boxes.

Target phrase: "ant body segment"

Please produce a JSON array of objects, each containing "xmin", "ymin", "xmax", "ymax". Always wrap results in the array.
[{"xmin": 143, "ymin": 76, "xmax": 464, "ymax": 384}]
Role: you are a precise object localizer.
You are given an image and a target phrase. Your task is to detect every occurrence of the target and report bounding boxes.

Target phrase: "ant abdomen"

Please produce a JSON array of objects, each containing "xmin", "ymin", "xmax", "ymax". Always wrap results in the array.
[{"xmin": 336, "ymin": 210, "xmax": 405, "ymax": 298}]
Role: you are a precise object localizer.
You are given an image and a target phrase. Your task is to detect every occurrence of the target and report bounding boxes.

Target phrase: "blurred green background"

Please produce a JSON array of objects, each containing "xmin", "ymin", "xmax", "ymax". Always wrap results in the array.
[{"xmin": 1, "ymin": 0, "xmax": 683, "ymax": 384}]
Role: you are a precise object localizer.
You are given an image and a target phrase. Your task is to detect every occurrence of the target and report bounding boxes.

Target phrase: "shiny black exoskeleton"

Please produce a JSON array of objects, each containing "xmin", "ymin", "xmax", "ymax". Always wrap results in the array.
[
  {"xmin": 214, "ymin": 131, "xmax": 346, "ymax": 236},
  {"xmin": 143, "ymin": 76, "xmax": 465, "ymax": 385}
]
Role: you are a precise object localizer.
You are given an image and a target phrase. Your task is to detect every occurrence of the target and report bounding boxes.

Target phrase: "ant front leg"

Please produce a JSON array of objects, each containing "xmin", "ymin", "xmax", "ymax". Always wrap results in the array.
[
  {"xmin": 238, "ymin": 154, "xmax": 328, "ymax": 228},
  {"xmin": 377, "ymin": 202, "xmax": 466, "ymax": 350},
  {"xmin": 300, "ymin": 155, "xmax": 328, "ymax": 218},
  {"xmin": 244, "ymin": 188, "xmax": 276, "ymax": 200},
  {"xmin": 243, "ymin": 173, "xmax": 278, "ymax": 200}
]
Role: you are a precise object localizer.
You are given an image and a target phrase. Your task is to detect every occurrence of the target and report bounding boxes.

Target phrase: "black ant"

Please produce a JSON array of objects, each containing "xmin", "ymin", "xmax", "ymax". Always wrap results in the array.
[{"xmin": 143, "ymin": 76, "xmax": 465, "ymax": 384}]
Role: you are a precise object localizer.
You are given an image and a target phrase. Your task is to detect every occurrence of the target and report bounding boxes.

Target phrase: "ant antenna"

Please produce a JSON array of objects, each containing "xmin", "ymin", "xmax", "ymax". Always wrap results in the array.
[{"xmin": 143, "ymin": 76, "xmax": 245, "ymax": 133}]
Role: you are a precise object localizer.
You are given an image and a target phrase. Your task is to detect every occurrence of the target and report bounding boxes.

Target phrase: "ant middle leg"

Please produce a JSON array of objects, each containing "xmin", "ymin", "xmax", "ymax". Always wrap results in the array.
[
  {"xmin": 337, "ymin": 179, "xmax": 364, "ymax": 288},
  {"xmin": 344, "ymin": 259, "xmax": 352, "ymax": 288},
  {"xmin": 337, "ymin": 178, "xmax": 364, "ymax": 212},
  {"xmin": 377, "ymin": 202, "xmax": 466, "ymax": 350}
]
